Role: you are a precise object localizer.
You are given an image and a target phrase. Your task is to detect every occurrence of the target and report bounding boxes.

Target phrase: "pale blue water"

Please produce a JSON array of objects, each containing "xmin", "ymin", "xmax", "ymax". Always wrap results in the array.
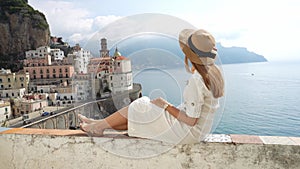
[{"xmin": 133, "ymin": 62, "xmax": 300, "ymax": 137}]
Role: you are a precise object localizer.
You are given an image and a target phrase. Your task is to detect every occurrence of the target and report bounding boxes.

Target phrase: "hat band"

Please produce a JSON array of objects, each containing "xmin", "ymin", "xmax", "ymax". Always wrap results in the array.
[{"xmin": 188, "ymin": 35, "xmax": 216, "ymax": 59}]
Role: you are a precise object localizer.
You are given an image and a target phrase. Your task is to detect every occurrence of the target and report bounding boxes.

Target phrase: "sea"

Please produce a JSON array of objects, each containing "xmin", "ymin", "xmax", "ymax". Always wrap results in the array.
[{"xmin": 132, "ymin": 61, "xmax": 300, "ymax": 137}]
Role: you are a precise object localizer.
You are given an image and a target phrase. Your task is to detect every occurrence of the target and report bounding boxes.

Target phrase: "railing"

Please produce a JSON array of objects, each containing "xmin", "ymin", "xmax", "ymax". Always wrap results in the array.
[{"xmin": 17, "ymin": 98, "xmax": 107, "ymax": 129}]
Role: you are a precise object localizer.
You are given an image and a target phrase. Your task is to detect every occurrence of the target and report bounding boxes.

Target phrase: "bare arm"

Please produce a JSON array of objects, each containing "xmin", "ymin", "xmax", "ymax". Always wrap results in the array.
[{"xmin": 151, "ymin": 98, "xmax": 198, "ymax": 126}]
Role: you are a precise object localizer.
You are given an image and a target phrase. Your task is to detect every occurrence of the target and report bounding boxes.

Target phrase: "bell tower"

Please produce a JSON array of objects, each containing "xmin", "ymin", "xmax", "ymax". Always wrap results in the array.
[{"xmin": 100, "ymin": 38, "xmax": 109, "ymax": 57}]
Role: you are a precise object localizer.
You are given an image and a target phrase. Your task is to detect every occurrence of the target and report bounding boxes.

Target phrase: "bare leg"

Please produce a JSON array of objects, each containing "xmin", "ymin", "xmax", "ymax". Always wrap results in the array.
[
  {"xmin": 80, "ymin": 106, "xmax": 128, "ymax": 136},
  {"xmin": 104, "ymin": 106, "xmax": 128, "ymax": 129},
  {"xmin": 112, "ymin": 123, "xmax": 128, "ymax": 130}
]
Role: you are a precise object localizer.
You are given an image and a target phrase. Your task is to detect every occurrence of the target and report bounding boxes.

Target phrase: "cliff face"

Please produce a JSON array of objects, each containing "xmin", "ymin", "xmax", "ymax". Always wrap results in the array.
[{"xmin": 0, "ymin": 0, "xmax": 50, "ymax": 71}]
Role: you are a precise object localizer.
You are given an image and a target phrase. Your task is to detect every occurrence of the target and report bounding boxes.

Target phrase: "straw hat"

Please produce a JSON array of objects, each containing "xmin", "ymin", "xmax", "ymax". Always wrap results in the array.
[{"xmin": 179, "ymin": 29, "xmax": 217, "ymax": 65}]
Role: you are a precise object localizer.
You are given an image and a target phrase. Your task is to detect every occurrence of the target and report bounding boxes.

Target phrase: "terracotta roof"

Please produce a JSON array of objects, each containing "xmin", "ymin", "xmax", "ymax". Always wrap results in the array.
[{"xmin": 115, "ymin": 56, "xmax": 128, "ymax": 60}]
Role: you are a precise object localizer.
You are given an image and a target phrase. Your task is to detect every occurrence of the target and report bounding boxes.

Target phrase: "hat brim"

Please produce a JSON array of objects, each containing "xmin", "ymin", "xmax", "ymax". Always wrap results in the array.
[
  {"xmin": 179, "ymin": 29, "xmax": 217, "ymax": 65},
  {"xmin": 179, "ymin": 29, "xmax": 195, "ymax": 48}
]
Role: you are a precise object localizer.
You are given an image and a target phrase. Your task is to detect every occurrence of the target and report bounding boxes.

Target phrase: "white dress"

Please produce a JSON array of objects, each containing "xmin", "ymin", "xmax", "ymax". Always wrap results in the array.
[{"xmin": 127, "ymin": 72, "xmax": 219, "ymax": 144}]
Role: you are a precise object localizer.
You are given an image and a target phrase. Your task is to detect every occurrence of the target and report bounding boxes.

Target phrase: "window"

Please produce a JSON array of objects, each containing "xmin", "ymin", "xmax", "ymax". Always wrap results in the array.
[
  {"xmin": 33, "ymin": 70, "xmax": 36, "ymax": 74},
  {"xmin": 40, "ymin": 69, "xmax": 43, "ymax": 73},
  {"xmin": 21, "ymin": 83, "xmax": 24, "ymax": 87},
  {"xmin": 33, "ymin": 75, "xmax": 36, "ymax": 79},
  {"xmin": 20, "ymin": 77, "xmax": 24, "ymax": 81},
  {"xmin": 46, "ymin": 69, "xmax": 49, "ymax": 73},
  {"xmin": 110, "ymin": 76, "xmax": 112, "ymax": 80},
  {"xmin": 0, "ymin": 78, "xmax": 2, "ymax": 83},
  {"xmin": 111, "ymin": 83, "xmax": 113, "ymax": 87},
  {"xmin": 41, "ymin": 75, "xmax": 43, "ymax": 79},
  {"xmin": 8, "ymin": 84, "xmax": 11, "ymax": 88},
  {"xmin": 47, "ymin": 75, "xmax": 50, "ymax": 78},
  {"xmin": 53, "ymin": 74, "xmax": 56, "ymax": 78},
  {"xmin": 53, "ymin": 69, "xmax": 56, "ymax": 73},
  {"xmin": 8, "ymin": 78, "xmax": 10, "ymax": 82},
  {"xmin": 65, "ymin": 68, "xmax": 68, "ymax": 72},
  {"xmin": 12, "ymin": 93, "xmax": 14, "ymax": 96},
  {"xmin": 59, "ymin": 68, "xmax": 62, "ymax": 73}
]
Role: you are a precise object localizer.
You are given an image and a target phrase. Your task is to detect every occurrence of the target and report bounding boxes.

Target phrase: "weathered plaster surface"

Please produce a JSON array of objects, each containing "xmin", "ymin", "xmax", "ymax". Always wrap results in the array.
[{"xmin": 0, "ymin": 133, "xmax": 300, "ymax": 169}]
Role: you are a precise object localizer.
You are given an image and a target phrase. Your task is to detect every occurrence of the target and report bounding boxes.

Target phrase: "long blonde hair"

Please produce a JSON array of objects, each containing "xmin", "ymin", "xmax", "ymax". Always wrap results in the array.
[
  {"xmin": 191, "ymin": 62, "xmax": 224, "ymax": 98},
  {"xmin": 182, "ymin": 42, "xmax": 224, "ymax": 98}
]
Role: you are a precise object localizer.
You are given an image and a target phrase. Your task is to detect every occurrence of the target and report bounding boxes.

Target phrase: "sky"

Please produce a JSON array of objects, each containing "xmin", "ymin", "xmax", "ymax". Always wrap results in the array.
[{"xmin": 28, "ymin": 0, "xmax": 300, "ymax": 61}]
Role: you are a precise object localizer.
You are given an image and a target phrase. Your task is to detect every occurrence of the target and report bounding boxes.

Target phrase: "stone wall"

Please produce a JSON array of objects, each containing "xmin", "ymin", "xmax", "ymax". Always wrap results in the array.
[{"xmin": 0, "ymin": 128, "xmax": 299, "ymax": 169}]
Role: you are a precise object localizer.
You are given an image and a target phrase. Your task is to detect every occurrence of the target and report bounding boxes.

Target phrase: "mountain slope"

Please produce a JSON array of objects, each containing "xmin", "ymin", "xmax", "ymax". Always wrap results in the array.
[
  {"xmin": 0, "ymin": 0, "xmax": 50, "ymax": 71},
  {"xmin": 216, "ymin": 43, "xmax": 267, "ymax": 64}
]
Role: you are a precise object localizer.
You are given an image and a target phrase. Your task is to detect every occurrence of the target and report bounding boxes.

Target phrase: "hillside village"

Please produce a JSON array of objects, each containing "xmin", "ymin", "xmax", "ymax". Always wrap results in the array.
[{"xmin": 0, "ymin": 37, "xmax": 133, "ymax": 126}]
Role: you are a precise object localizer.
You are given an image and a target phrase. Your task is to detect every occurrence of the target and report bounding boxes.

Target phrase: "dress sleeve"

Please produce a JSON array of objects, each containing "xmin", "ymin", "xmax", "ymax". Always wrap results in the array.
[{"xmin": 181, "ymin": 76, "xmax": 205, "ymax": 118}]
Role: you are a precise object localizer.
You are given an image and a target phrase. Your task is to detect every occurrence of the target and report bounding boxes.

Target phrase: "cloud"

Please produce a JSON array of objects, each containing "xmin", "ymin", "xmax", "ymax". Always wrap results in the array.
[
  {"xmin": 29, "ymin": 0, "xmax": 300, "ymax": 61},
  {"xmin": 175, "ymin": 0, "xmax": 300, "ymax": 61},
  {"xmin": 92, "ymin": 15, "xmax": 122, "ymax": 30},
  {"xmin": 29, "ymin": 0, "xmax": 122, "ymax": 45}
]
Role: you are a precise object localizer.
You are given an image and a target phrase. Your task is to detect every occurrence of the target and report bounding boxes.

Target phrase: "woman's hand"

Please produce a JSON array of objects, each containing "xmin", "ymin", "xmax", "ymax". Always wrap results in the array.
[{"xmin": 150, "ymin": 97, "xmax": 169, "ymax": 109}]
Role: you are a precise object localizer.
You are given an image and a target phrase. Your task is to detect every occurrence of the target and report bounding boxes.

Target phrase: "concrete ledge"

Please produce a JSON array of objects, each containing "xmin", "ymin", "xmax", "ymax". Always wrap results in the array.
[{"xmin": 0, "ymin": 128, "xmax": 300, "ymax": 169}]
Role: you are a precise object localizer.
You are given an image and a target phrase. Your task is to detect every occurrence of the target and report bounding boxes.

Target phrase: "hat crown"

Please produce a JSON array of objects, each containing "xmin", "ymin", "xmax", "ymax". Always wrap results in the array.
[
  {"xmin": 179, "ymin": 28, "xmax": 217, "ymax": 65},
  {"xmin": 191, "ymin": 30, "xmax": 216, "ymax": 53}
]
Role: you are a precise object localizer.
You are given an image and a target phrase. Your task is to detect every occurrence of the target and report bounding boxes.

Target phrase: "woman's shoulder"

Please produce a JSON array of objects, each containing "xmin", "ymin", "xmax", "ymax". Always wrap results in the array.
[
  {"xmin": 190, "ymin": 72, "xmax": 205, "ymax": 86},
  {"xmin": 189, "ymin": 72, "xmax": 211, "ymax": 94}
]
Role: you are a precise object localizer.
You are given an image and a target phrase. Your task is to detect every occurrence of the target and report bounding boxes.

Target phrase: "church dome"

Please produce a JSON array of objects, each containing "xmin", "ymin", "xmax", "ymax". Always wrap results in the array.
[{"xmin": 113, "ymin": 47, "xmax": 122, "ymax": 57}]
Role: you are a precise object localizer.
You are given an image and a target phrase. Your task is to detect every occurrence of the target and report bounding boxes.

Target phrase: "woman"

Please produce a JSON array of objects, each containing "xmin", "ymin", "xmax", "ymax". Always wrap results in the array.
[{"xmin": 79, "ymin": 29, "xmax": 224, "ymax": 144}]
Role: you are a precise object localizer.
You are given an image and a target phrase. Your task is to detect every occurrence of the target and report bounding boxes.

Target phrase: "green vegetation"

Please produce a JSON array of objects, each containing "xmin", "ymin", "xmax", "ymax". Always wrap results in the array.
[
  {"xmin": 0, "ymin": 0, "xmax": 49, "ymax": 30},
  {"xmin": 0, "ymin": 0, "xmax": 28, "ymax": 7},
  {"xmin": 0, "ymin": 54, "xmax": 23, "ymax": 72}
]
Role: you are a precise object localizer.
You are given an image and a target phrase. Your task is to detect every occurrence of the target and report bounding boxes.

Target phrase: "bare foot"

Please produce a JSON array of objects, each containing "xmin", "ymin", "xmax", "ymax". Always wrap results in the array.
[
  {"xmin": 78, "ymin": 114, "xmax": 97, "ymax": 124},
  {"xmin": 80, "ymin": 122, "xmax": 104, "ymax": 137}
]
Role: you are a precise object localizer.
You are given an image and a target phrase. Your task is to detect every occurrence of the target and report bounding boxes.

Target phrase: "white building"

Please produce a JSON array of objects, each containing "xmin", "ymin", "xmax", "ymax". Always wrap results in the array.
[
  {"xmin": 25, "ymin": 46, "xmax": 65, "ymax": 61},
  {"xmin": 50, "ymin": 48, "xmax": 65, "ymax": 61},
  {"xmin": 13, "ymin": 98, "xmax": 47, "ymax": 115},
  {"xmin": 0, "ymin": 69, "xmax": 29, "ymax": 98},
  {"xmin": 73, "ymin": 74, "xmax": 93, "ymax": 101},
  {"xmin": 108, "ymin": 49, "xmax": 133, "ymax": 93},
  {"xmin": 67, "ymin": 44, "xmax": 91, "ymax": 74},
  {"xmin": 25, "ymin": 46, "xmax": 51, "ymax": 59},
  {"xmin": 36, "ymin": 85, "xmax": 57, "ymax": 94},
  {"xmin": 88, "ymin": 38, "xmax": 133, "ymax": 96},
  {"xmin": 0, "ymin": 88, "xmax": 26, "ymax": 98},
  {"xmin": 55, "ymin": 86, "xmax": 75, "ymax": 107},
  {"xmin": 0, "ymin": 101, "xmax": 11, "ymax": 123}
]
